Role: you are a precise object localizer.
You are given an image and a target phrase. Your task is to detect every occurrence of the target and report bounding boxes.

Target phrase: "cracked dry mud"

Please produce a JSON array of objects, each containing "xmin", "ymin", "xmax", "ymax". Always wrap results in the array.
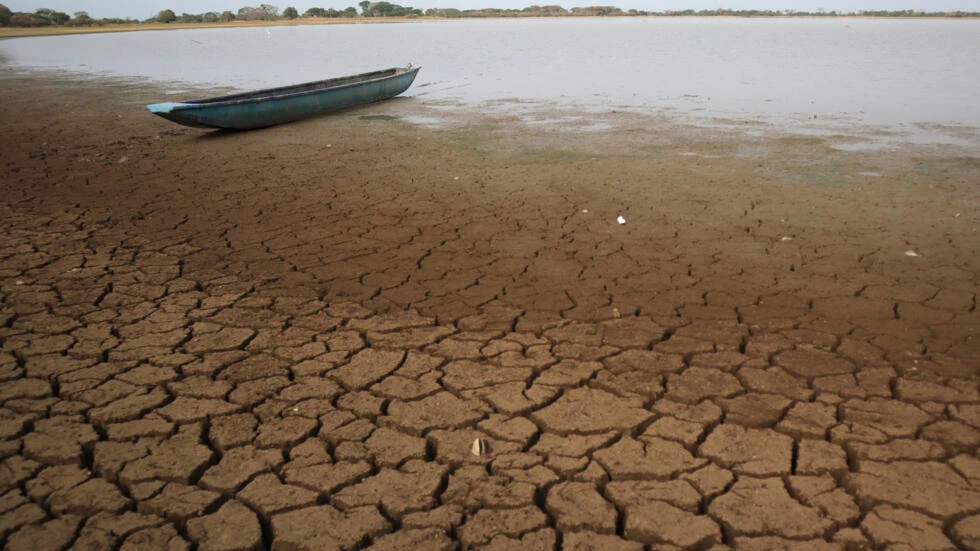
[{"xmin": 1, "ymin": 74, "xmax": 978, "ymax": 550}]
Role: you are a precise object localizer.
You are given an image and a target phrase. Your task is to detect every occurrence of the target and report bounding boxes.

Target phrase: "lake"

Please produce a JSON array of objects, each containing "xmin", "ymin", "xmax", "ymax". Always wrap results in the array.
[{"xmin": 2, "ymin": 18, "xmax": 978, "ymax": 147}]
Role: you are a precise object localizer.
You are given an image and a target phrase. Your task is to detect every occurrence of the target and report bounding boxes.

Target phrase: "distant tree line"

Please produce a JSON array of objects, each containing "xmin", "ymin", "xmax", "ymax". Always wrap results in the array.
[
  {"xmin": 1, "ymin": 2, "xmax": 977, "ymax": 28},
  {"xmin": 0, "ymin": 4, "xmax": 139, "ymax": 26},
  {"xmin": 425, "ymin": 5, "xmax": 619, "ymax": 17},
  {"xmin": 302, "ymin": 6, "xmax": 359, "ymax": 18}
]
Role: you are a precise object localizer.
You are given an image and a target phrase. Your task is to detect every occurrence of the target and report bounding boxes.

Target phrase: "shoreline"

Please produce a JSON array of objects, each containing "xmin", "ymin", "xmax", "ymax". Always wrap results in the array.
[
  {"xmin": 0, "ymin": 17, "xmax": 425, "ymax": 39},
  {"xmin": 3, "ymin": 63, "xmax": 977, "ymax": 154},
  {"xmin": 2, "ymin": 12, "xmax": 978, "ymax": 39}
]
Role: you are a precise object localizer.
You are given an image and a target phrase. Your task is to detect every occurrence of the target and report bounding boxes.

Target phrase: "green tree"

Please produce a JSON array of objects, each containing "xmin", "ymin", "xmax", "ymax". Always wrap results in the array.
[
  {"xmin": 571, "ymin": 6, "xmax": 622, "ymax": 16},
  {"xmin": 358, "ymin": 2, "xmax": 418, "ymax": 17},
  {"xmin": 220, "ymin": 10, "xmax": 235, "ymax": 21},
  {"xmin": 303, "ymin": 7, "xmax": 325, "ymax": 16},
  {"xmin": 156, "ymin": 9, "xmax": 176, "ymax": 22},
  {"xmin": 342, "ymin": 6, "xmax": 357, "ymax": 16},
  {"xmin": 9, "ymin": 12, "xmax": 43, "ymax": 26},
  {"xmin": 70, "ymin": 10, "xmax": 94, "ymax": 25},
  {"xmin": 521, "ymin": 4, "xmax": 568, "ymax": 16},
  {"xmin": 35, "ymin": 8, "xmax": 70, "ymax": 24},
  {"xmin": 358, "ymin": 1, "xmax": 370, "ymax": 15},
  {"xmin": 282, "ymin": 6, "xmax": 298, "ymax": 18},
  {"xmin": 0, "ymin": 3, "xmax": 12, "ymax": 26},
  {"xmin": 239, "ymin": 4, "xmax": 279, "ymax": 20}
]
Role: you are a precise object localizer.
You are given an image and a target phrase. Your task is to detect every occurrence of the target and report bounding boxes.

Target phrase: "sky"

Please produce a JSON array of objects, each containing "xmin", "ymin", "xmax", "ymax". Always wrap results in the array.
[{"xmin": 2, "ymin": 0, "xmax": 977, "ymax": 20}]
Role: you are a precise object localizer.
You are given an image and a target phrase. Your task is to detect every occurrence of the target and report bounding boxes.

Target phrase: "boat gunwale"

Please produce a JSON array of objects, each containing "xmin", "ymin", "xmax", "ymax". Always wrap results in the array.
[{"xmin": 167, "ymin": 66, "xmax": 418, "ymax": 112}]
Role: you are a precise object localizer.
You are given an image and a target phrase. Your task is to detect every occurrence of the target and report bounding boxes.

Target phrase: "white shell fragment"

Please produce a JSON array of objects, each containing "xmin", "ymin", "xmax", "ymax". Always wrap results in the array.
[
  {"xmin": 471, "ymin": 438, "xmax": 488, "ymax": 456},
  {"xmin": 617, "ymin": 215, "xmax": 626, "ymax": 225},
  {"xmin": 904, "ymin": 250, "xmax": 919, "ymax": 257},
  {"xmin": 779, "ymin": 236, "xmax": 793, "ymax": 242}
]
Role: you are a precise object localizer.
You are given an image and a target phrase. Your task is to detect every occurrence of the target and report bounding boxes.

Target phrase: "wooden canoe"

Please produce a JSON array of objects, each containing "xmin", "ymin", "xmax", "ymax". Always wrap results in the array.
[{"xmin": 147, "ymin": 65, "xmax": 420, "ymax": 130}]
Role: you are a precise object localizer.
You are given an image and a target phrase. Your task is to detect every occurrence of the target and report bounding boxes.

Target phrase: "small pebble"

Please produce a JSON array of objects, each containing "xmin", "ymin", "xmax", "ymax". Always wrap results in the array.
[
  {"xmin": 471, "ymin": 438, "xmax": 488, "ymax": 456},
  {"xmin": 617, "ymin": 215, "xmax": 626, "ymax": 225}
]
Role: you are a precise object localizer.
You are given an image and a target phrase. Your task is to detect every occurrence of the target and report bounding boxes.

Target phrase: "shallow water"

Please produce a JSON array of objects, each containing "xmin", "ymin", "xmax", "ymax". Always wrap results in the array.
[{"xmin": 2, "ymin": 18, "xmax": 978, "ymax": 146}]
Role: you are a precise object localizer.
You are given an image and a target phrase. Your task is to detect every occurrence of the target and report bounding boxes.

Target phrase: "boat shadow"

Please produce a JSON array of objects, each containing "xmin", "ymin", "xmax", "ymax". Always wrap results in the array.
[{"xmin": 194, "ymin": 128, "xmax": 259, "ymax": 140}]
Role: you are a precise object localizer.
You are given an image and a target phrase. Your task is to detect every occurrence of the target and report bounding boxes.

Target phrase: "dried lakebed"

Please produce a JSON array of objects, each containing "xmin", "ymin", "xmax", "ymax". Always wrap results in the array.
[{"xmin": 0, "ymin": 74, "xmax": 978, "ymax": 550}]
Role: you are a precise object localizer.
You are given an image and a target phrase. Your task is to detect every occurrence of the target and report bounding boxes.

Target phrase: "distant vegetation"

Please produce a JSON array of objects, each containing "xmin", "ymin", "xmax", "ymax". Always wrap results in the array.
[
  {"xmin": 0, "ymin": 4, "xmax": 140, "ymax": 26},
  {"xmin": 0, "ymin": 2, "xmax": 977, "ymax": 28}
]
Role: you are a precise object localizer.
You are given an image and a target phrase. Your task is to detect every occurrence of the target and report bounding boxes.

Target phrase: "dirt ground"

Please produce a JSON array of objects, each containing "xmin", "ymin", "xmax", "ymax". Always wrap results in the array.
[{"xmin": 1, "ymin": 72, "xmax": 978, "ymax": 550}]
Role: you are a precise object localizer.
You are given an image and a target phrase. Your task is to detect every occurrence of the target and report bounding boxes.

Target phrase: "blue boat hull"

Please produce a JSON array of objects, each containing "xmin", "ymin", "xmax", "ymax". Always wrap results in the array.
[{"xmin": 147, "ymin": 66, "xmax": 420, "ymax": 130}]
